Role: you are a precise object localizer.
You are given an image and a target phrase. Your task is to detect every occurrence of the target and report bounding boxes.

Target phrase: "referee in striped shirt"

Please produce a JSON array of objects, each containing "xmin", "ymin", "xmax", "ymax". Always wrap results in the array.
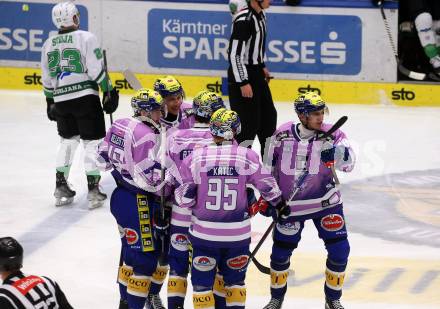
[
  {"xmin": 0, "ymin": 237, "xmax": 73, "ymax": 309},
  {"xmin": 228, "ymin": 0, "xmax": 277, "ymax": 160}
]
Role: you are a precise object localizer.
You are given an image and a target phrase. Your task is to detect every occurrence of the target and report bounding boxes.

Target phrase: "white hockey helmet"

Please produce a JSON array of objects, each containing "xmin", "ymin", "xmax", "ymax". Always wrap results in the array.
[{"xmin": 52, "ymin": 1, "xmax": 80, "ymax": 29}]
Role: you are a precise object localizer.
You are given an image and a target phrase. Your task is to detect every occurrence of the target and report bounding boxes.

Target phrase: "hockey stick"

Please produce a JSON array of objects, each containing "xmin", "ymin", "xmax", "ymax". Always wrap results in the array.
[
  {"xmin": 250, "ymin": 116, "xmax": 348, "ymax": 275},
  {"xmin": 122, "ymin": 69, "xmax": 143, "ymax": 91},
  {"xmin": 158, "ymin": 125, "xmax": 168, "ymax": 266},
  {"xmin": 102, "ymin": 50, "xmax": 114, "ymax": 124},
  {"xmin": 249, "ymin": 171, "xmax": 308, "ymax": 275}
]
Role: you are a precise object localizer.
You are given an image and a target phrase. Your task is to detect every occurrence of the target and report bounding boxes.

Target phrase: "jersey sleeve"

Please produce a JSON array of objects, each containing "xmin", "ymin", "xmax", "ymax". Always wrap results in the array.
[
  {"xmin": 96, "ymin": 128, "xmax": 113, "ymax": 171},
  {"xmin": 246, "ymin": 149, "xmax": 282, "ymax": 206},
  {"xmin": 174, "ymin": 154, "xmax": 197, "ymax": 208},
  {"xmin": 332, "ymin": 129, "xmax": 356, "ymax": 172},
  {"xmin": 85, "ymin": 33, "xmax": 112, "ymax": 92},
  {"xmin": 228, "ymin": 18, "xmax": 251, "ymax": 85},
  {"xmin": 40, "ymin": 40, "xmax": 54, "ymax": 98}
]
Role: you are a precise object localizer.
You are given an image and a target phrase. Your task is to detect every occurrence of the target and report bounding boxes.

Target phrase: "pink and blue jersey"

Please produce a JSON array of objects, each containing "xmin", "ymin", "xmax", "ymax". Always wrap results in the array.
[
  {"xmin": 269, "ymin": 121, "xmax": 355, "ymax": 218},
  {"xmin": 166, "ymin": 123, "xmax": 214, "ymax": 230},
  {"xmin": 175, "ymin": 144, "xmax": 282, "ymax": 248},
  {"xmin": 97, "ymin": 117, "xmax": 162, "ymax": 194}
]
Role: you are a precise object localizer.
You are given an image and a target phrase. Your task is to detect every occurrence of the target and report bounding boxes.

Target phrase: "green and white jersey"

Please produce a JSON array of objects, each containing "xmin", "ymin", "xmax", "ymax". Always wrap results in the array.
[{"xmin": 41, "ymin": 29, "xmax": 108, "ymax": 102}]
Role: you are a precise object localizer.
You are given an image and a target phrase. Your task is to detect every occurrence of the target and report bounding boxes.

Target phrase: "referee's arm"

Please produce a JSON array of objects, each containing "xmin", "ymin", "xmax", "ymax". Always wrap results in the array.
[{"xmin": 229, "ymin": 20, "xmax": 252, "ymax": 86}]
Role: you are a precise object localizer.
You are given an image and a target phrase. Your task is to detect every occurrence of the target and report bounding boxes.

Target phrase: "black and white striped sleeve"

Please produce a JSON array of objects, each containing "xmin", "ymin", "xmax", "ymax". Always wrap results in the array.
[{"xmin": 228, "ymin": 16, "xmax": 252, "ymax": 86}]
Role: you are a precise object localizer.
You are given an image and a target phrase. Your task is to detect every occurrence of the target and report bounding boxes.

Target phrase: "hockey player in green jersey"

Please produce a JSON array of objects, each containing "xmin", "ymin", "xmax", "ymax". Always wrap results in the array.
[{"xmin": 41, "ymin": 1, "xmax": 119, "ymax": 209}]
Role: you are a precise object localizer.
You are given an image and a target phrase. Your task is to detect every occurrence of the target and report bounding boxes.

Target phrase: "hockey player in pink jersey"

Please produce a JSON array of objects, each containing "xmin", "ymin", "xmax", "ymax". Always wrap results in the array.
[
  {"xmin": 175, "ymin": 109, "xmax": 285, "ymax": 309},
  {"xmin": 165, "ymin": 90, "xmax": 225, "ymax": 309},
  {"xmin": 97, "ymin": 89, "xmax": 170, "ymax": 309},
  {"xmin": 153, "ymin": 76, "xmax": 193, "ymax": 130},
  {"xmin": 262, "ymin": 92, "xmax": 356, "ymax": 309}
]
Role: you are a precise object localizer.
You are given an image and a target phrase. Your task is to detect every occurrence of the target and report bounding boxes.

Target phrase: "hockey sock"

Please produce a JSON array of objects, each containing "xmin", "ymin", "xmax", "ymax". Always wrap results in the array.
[
  {"xmin": 324, "ymin": 257, "xmax": 347, "ymax": 300},
  {"xmin": 56, "ymin": 136, "xmax": 80, "ymax": 177},
  {"xmin": 213, "ymin": 273, "xmax": 226, "ymax": 309},
  {"xmin": 193, "ymin": 290, "xmax": 215, "ymax": 309},
  {"xmin": 127, "ymin": 274, "xmax": 151, "ymax": 309},
  {"xmin": 270, "ymin": 268, "xmax": 289, "ymax": 299},
  {"xmin": 83, "ymin": 139, "xmax": 101, "ymax": 176},
  {"xmin": 325, "ymin": 267, "xmax": 345, "ymax": 300},
  {"xmin": 149, "ymin": 264, "xmax": 169, "ymax": 294},
  {"xmin": 118, "ymin": 265, "xmax": 133, "ymax": 301},
  {"xmin": 167, "ymin": 275, "xmax": 187, "ymax": 308},
  {"xmin": 225, "ymin": 284, "xmax": 246, "ymax": 309}
]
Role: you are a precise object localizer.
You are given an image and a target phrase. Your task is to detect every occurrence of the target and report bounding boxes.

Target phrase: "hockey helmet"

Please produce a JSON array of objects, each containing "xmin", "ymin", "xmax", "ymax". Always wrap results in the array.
[
  {"xmin": 0, "ymin": 237, "xmax": 23, "ymax": 272},
  {"xmin": 131, "ymin": 88, "xmax": 165, "ymax": 120},
  {"xmin": 52, "ymin": 1, "xmax": 80, "ymax": 29},
  {"xmin": 294, "ymin": 91, "xmax": 328, "ymax": 115},
  {"xmin": 153, "ymin": 76, "xmax": 185, "ymax": 98},
  {"xmin": 192, "ymin": 90, "xmax": 225, "ymax": 119},
  {"xmin": 210, "ymin": 108, "xmax": 241, "ymax": 140}
]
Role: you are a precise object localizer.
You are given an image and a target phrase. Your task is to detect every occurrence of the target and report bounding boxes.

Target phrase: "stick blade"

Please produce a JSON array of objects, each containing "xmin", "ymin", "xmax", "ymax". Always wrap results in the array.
[{"xmin": 122, "ymin": 69, "xmax": 143, "ymax": 91}]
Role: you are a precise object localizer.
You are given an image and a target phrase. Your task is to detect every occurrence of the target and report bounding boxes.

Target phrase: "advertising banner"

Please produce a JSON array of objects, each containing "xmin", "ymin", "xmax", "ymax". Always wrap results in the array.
[
  {"xmin": 0, "ymin": 1, "xmax": 88, "ymax": 62},
  {"xmin": 148, "ymin": 9, "xmax": 362, "ymax": 76},
  {"xmin": 0, "ymin": 0, "xmax": 397, "ymax": 82}
]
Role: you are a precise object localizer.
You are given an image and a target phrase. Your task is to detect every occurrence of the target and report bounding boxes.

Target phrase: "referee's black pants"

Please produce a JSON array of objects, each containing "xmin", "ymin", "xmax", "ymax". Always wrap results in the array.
[{"xmin": 228, "ymin": 65, "xmax": 277, "ymax": 161}]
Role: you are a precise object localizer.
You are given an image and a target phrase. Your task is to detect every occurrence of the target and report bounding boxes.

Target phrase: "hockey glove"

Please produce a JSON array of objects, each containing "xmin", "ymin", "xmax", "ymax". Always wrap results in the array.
[
  {"xmin": 46, "ymin": 98, "xmax": 57, "ymax": 121},
  {"xmin": 321, "ymin": 146, "xmax": 336, "ymax": 168},
  {"xmin": 259, "ymin": 202, "xmax": 278, "ymax": 221},
  {"xmin": 249, "ymin": 196, "xmax": 269, "ymax": 218},
  {"xmin": 102, "ymin": 88, "xmax": 119, "ymax": 114},
  {"xmin": 276, "ymin": 202, "xmax": 291, "ymax": 221}
]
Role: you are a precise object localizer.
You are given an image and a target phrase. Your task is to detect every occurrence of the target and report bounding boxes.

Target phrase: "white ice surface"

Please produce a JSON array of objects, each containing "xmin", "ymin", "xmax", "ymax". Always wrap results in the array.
[{"xmin": 0, "ymin": 90, "xmax": 439, "ymax": 308}]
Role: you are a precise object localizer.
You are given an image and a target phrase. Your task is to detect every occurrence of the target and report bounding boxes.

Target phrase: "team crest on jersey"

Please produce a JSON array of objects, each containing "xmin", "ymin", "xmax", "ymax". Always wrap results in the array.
[
  {"xmin": 171, "ymin": 233, "xmax": 189, "ymax": 251},
  {"xmin": 193, "ymin": 256, "xmax": 216, "ymax": 272},
  {"xmin": 118, "ymin": 225, "xmax": 125, "ymax": 238},
  {"xmin": 320, "ymin": 214, "xmax": 345, "ymax": 232},
  {"xmin": 226, "ymin": 255, "xmax": 249, "ymax": 270},
  {"xmin": 276, "ymin": 221, "xmax": 301, "ymax": 236},
  {"xmin": 125, "ymin": 228, "xmax": 139, "ymax": 245}
]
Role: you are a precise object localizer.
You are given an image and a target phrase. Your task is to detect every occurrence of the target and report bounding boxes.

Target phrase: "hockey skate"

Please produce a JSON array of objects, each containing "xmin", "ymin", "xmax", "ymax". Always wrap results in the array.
[
  {"xmin": 87, "ymin": 175, "xmax": 107, "ymax": 209},
  {"xmin": 54, "ymin": 171, "xmax": 76, "ymax": 206},
  {"xmin": 263, "ymin": 297, "xmax": 283, "ymax": 309},
  {"xmin": 145, "ymin": 293, "xmax": 166, "ymax": 309},
  {"xmin": 325, "ymin": 297, "xmax": 344, "ymax": 309}
]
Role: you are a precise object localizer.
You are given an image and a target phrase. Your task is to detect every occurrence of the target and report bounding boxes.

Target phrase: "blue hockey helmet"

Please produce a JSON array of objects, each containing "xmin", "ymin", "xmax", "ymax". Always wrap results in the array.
[
  {"xmin": 192, "ymin": 90, "xmax": 225, "ymax": 119},
  {"xmin": 294, "ymin": 92, "xmax": 328, "ymax": 115},
  {"xmin": 210, "ymin": 108, "xmax": 241, "ymax": 140}
]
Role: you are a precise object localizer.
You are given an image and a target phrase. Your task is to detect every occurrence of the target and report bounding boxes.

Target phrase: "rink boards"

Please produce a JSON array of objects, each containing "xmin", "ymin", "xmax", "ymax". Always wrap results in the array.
[{"xmin": 1, "ymin": 67, "xmax": 440, "ymax": 107}]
